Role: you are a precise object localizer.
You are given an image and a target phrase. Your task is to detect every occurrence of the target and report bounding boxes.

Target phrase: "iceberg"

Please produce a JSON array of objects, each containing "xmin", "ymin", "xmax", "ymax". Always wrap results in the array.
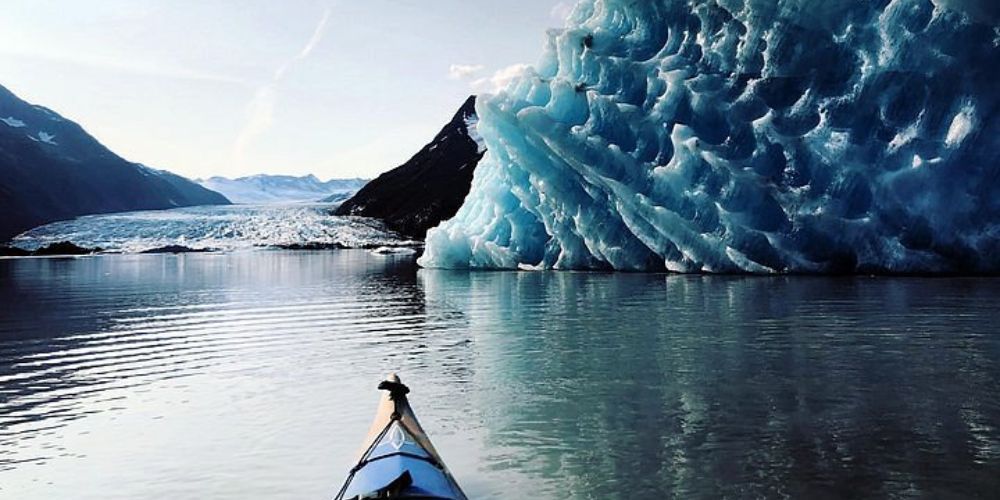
[{"xmin": 420, "ymin": 0, "xmax": 999, "ymax": 273}]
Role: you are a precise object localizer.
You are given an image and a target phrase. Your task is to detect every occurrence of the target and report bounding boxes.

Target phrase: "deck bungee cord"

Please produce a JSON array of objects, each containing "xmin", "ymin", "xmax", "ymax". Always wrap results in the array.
[{"xmin": 334, "ymin": 376, "xmax": 467, "ymax": 500}]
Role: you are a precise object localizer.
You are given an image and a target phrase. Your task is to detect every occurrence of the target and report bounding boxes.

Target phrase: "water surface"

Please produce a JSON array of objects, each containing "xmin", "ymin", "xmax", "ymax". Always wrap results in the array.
[{"xmin": 1, "ymin": 251, "xmax": 998, "ymax": 499}]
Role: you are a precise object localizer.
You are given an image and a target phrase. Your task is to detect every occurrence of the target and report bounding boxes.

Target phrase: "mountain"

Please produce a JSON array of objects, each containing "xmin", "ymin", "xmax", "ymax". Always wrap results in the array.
[
  {"xmin": 420, "ymin": 0, "xmax": 1000, "ymax": 274},
  {"xmin": 197, "ymin": 174, "xmax": 367, "ymax": 204},
  {"xmin": 319, "ymin": 191, "xmax": 355, "ymax": 204},
  {"xmin": 335, "ymin": 96, "xmax": 486, "ymax": 239},
  {"xmin": 0, "ymin": 84, "xmax": 229, "ymax": 242}
]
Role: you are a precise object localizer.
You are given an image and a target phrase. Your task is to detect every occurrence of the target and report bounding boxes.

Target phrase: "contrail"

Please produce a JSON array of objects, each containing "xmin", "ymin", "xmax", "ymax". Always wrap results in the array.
[{"xmin": 232, "ymin": 4, "xmax": 334, "ymax": 170}]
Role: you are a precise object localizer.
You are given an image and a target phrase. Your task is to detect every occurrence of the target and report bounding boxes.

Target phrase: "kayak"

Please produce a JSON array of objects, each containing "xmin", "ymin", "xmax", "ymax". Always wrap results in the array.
[{"xmin": 334, "ymin": 374, "xmax": 468, "ymax": 500}]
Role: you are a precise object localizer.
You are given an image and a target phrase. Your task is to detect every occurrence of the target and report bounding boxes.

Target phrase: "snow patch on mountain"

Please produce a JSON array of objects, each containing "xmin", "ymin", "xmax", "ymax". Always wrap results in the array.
[
  {"xmin": 465, "ymin": 115, "xmax": 487, "ymax": 154},
  {"xmin": 1, "ymin": 116, "xmax": 25, "ymax": 128},
  {"xmin": 37, "ymin": 131, "xmax": 57, "ymax": 145}
]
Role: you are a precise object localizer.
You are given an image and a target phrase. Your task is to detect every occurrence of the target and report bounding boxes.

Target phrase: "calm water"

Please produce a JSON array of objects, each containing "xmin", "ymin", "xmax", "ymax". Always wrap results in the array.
[{"xmin": 0, "ymin": 251, "xmax": 998, "ymax": 499}]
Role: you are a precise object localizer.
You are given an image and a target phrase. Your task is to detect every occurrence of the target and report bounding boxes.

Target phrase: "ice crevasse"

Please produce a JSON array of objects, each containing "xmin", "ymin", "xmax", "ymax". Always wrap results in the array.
[{"xmin": 419, "ymin": 0, "xmax": 999, "ymax": 273}]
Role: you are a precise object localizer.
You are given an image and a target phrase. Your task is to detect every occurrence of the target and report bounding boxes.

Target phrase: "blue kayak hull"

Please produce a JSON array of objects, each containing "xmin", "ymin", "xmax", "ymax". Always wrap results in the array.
[{"xmin": 335, "ymin": 375, "xmax": 467, "ymax": 500}]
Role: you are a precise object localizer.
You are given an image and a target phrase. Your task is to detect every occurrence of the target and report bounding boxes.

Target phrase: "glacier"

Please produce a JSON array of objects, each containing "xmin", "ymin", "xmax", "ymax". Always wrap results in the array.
[
  {"xmin": 13, "ymin": 205, "xmax": 415, "ymax": 253},
  {"xmin": 419, "ymin": 0, "xmax": 999, "ymax": 273}
]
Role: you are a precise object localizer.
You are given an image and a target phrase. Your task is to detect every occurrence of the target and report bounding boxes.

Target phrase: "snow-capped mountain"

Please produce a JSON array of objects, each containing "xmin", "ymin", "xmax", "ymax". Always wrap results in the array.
[
  {"xmin": 197, "ymin": 174, "xmax": 368, "ymax": 204},
  {"xmin": 0, "ymin": 84, "xmax": 229, "ymax": 242},
  {"xmin": 335, "ymin": 96, "xmax": 485, "ymax": 238}
]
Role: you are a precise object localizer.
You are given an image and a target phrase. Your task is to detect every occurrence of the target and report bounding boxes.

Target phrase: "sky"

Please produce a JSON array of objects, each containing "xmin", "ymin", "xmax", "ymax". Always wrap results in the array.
[{"xmin": 0, "ymin": 0, "xmax": 576, "ymax": 180}]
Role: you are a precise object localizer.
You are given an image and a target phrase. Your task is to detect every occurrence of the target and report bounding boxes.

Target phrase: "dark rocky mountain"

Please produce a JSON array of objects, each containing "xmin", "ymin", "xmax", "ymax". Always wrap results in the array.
[
  {"xmin": 0, "ymin": 84, "xmax": 229, "ymax": 241},
  {"xmin": 335, "ymin": 96, "xmax": 486, "ymax": 239}
]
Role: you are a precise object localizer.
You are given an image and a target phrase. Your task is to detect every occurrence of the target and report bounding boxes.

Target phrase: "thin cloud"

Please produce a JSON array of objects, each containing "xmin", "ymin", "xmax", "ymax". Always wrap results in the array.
[
  {"xmin": 448, "ymin": 64, "xmax": 485, "ymax": 80},
  {"xmin": 232, "ymin": 5, "xmax": 333, "ymax": 168},
  {"xmin": 275, "ymin": 6, "xmax": 333, "ymax": 80},
  {"xmin": 550, "ymin": 1, "xmax": 575, "ymax": 23},
  {"xmin": 231, "ymin": 87, "xmax": 276, "ymax": 168},
  {"xmin": 299, "ymin": 8, "xmax": 332, "ymax": 59},
  {"xmin": 0, "ymin": 46, "xmax": 249, "ymax": 87},
  {"xmin": 471, "ymin": 63, "xmax": 532, "ymax": 93}
]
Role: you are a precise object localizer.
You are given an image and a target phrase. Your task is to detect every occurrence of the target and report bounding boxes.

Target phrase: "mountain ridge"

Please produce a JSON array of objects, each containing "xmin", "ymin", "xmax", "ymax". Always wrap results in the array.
[
  {"xmin": 334, "ymin": 96, "xmax": 485, "ymax": 239},
  {"xmin": 0, "ymin": 84, "xmax": 229, "ymax": 241},
  {"xmin": 196, "ymin": 174, "xmax": 368, "ymax": 204}
]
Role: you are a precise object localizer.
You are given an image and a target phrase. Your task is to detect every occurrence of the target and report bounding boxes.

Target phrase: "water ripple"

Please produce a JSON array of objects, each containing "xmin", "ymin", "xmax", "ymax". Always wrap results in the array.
[{"xmin": 0, "ymin": 253, "xmax": 998, "ymax": 499}]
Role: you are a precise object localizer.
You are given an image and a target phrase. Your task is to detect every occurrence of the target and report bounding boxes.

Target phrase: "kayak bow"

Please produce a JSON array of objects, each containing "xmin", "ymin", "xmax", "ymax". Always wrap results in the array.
[{"xmin": 334, "ymin": 374, "xmax": 468, "ymax": 500}]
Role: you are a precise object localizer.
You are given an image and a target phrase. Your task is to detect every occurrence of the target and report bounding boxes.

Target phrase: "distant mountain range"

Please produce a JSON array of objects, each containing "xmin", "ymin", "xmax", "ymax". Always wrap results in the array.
[
  {"xmin": 0, "ymin": 82, "xmax": 478, "ymax": 244},
  {"xmin": 0, "ymin": 84, "xmax": 228, "ymax": 242},
  {"xmin": 197, "ymin": 174, "xmax": 368, "ymax": 204},
  {"xmin": 335, "ymin": 96, "xmax": 485, "ymax": 238}
]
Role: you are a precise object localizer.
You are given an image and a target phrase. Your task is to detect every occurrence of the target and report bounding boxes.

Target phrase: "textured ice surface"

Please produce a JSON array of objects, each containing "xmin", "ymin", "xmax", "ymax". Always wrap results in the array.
[
  {"xmin": 13, "ymin": 205, "xmax": 414, "ymax": 253},
  {"xmin": 421, "ymin": 0, "xmax": 999, "ymax": 273}
]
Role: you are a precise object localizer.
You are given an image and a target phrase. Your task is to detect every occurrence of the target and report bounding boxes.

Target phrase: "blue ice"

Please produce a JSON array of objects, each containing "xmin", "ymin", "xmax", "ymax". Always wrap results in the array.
[{"xmin": 420, "ymin": 0, "xmax": 999, "ymax": 273}]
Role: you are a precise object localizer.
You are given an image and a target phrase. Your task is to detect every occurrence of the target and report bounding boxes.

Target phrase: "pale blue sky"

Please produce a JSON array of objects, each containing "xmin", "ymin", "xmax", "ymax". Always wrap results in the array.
[{"xmin": 0, "ymin": 0, "xmax": 575, "ymax": 179}]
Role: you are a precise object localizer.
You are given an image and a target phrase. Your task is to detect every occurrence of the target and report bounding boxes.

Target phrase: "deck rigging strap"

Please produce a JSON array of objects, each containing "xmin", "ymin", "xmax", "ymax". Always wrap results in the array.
[{"xmin": 334, "ymin": 380, "xmax": 441, "ymax": 500}]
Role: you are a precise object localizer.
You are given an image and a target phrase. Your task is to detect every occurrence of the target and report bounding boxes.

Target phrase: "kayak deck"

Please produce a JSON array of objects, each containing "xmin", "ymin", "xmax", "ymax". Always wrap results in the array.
[{"xmin": 334, "ymin": 374, "xmax": 467, "ymax": 500}]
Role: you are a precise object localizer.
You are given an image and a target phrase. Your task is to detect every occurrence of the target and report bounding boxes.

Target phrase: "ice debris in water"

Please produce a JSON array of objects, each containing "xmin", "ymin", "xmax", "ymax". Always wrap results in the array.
[
  {"xmin": 370, "ymin": 246, "xmax": 418, "ymax": 255},
  {"xmin": 420, "ymin": 0, "xmax": 1000, "ymax": 273}
]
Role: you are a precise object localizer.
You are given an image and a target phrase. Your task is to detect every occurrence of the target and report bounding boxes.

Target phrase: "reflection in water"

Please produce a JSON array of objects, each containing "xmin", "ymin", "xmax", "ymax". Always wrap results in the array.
[
  {"xmin": 0, "ymin": 252, "xmax": 474, "ymax": 500},
  {"xmin": 0, "ymin": 253, "xmax": 998, "ymax": 499},
  {"xmin": 418, "ymin": 271, "xmax": 1000, "ymax": 499}
]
